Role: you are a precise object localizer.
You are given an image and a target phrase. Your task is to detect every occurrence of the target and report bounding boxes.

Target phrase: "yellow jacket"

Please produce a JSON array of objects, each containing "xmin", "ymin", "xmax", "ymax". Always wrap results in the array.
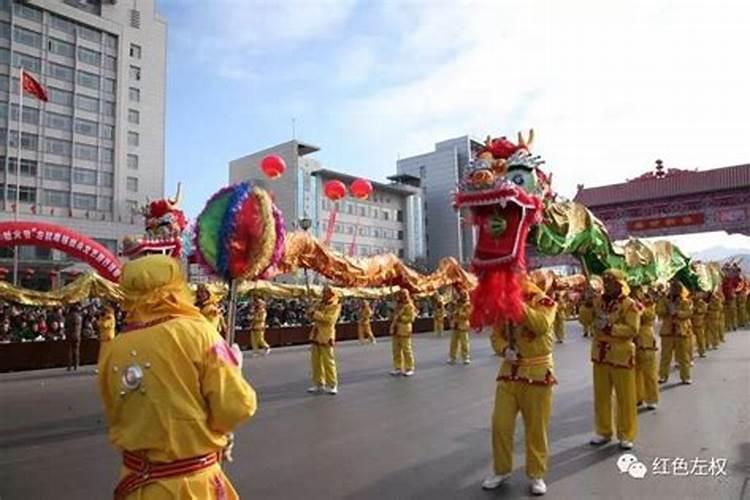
[
  {"xmin": 578, "ymin": 303, "xmax": 595, "ymax": 326},
  {"xmin": 98, "ymin": 256, "xmax": 257, "ymax": 465},
  {"xmin": 392, "ymin": 300, "xmax": 417, "ymax": 336},
  {"xmin": 434, "ymin": 299, "xmax": 445, "ymax": 320},
  {"xmin": 454, "ymin": 300, "xmax": 471, "ymax": 331},
  {"xmin": 635, "ymin": 302, "xmax": 657, "ymax": 351},
  {"xmin": 98, "ymin": 311, "xmax": 116, "ymax": 341},
  {"xmin": 591, "ymin": 295, "xmax": 641, "ymax": 368},
  {"xmin": 691, "ymin": 299, "xmax": 708, "ymax": 328},
  {"xmin": 359, "ymin": 302, "xmax": 372, "ymax": 324},
  {"xmin": 707, "ymin": 293, "xmax": 723, "ymax": 321},
  {"xmin": 657, "ymin": 296, "xmax": 693, "ymax": 337},
  {"xmin": 250, "ymin": 303, "xmax": 267, "ymax": 331},
  {"xmin": 310, "ymin": 299, "xmax": 342, "ymax": 345},
  {"xmin": 490, "ymin": 286, "xmax": 557, "ymax": 385}
]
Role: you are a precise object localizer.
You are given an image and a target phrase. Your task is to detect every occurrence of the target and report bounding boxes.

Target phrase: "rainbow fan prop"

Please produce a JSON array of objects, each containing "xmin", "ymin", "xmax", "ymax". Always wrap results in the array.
[{"xmin": 193, "ymin": 182, "xmax": 285, "ymax": 341}]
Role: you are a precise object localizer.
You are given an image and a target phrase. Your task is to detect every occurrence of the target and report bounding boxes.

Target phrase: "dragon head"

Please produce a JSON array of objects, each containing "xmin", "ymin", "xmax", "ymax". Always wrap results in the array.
[
  {"xmin": 122, "ymin": 183, "xmax": 188, "ymax": 258},
  {"xmin": 453, "ymin": 130, "xmax": 551, "ymax": 327}
]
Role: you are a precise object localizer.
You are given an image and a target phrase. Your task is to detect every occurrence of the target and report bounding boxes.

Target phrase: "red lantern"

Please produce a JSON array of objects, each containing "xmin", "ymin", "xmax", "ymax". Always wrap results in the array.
[
  {"xmin": 23, "ymin": 268, "xmax": 34, "ymax": 276},
  {"xmin": 324, "ymin": 180, "xmax": 347, "ymax": 201},
  {"xmin": 351, "ymin": 178, "xmax": 373, "ymax": 200},
  {"xmin": 260, "ymin": 155, "xmax": 286, "ymax": 179},
  {"xmin": 49, "ymin": 270, "xmax": 59, "ymax": 277}
]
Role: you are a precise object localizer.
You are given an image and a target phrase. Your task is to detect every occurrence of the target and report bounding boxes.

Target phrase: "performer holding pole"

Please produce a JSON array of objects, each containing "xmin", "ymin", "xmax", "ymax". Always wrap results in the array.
[
  {"xmin": 390, "ymin": 289, "xmax": 417, "ymax": 377},
  {"xmin": 307, "ymin": 286, "xmax": 342, "ymax": 395},
  {"xmin": 357, "ymin": 299, "xmax": 376, "ymax": 344},
  {"xmin": 657, "ymin": 279, "xmax": 693, "ymax": 385},
  {"xmin": 249, "ymin": 297, "xmax": 271, "ymax": 355},
  {"xmin": 448, "ymin": 286, "xmax": 471, "ymax": 365},
  {"xmin": 97, "ymin": 255, "xmax": 256, "ymax": 500}
]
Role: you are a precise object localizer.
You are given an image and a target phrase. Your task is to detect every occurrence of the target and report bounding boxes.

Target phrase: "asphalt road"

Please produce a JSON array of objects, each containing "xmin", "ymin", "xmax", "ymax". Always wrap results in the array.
[{"xmin": 1, "ymin": 323, "xmax": 749, "ymax": 500}]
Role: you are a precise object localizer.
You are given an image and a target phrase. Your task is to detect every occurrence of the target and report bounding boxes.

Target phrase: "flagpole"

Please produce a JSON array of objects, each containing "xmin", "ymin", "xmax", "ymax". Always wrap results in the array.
[{"xmin": 12, "ymin": 67, "xmax": 23, "ymax": 286}]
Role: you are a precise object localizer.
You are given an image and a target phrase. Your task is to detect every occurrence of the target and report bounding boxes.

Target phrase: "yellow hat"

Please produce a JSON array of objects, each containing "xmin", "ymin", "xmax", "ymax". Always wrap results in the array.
[{"xmin": 602, "ymin": 268, "xmax": 630, "ymax": 297}]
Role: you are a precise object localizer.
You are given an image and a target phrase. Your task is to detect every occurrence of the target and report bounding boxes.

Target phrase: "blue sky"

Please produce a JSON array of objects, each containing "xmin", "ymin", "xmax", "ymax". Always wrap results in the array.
[{"xmin": 159, "ymin": 0, "xmax": 750, "ymax": 253}]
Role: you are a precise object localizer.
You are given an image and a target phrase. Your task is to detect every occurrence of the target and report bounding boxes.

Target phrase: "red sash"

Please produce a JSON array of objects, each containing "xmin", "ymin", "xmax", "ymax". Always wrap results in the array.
[{"xmin": 114, "ymin": 451, "xmax": 220, "ymax": 499}]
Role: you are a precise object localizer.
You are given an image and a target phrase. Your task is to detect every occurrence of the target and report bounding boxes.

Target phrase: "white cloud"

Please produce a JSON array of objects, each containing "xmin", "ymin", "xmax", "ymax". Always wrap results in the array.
[{"xmin": 333, "ymin": 0, "xmax": 750, "ymax": 200}]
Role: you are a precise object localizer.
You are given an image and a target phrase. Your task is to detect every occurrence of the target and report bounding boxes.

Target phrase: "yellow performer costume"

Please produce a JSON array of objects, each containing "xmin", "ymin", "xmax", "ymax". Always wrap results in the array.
[
  {"xmin": 706, "ymin": 291, "xmax": 723, "ymax": 349},
  {"xmin": 487, "ymin": 279, "xmax": 557, "ymax": 485},
  {"xmin": 98, "ymin": 305, "xmax": 116, "ymax": 340},
  {"xmin": 433, "ymin": 295, "xmax": 446, "ymax": 337},
  {"xmin": 632, "ymin": 288, "xmax": 659, "ymax": 409},
  {"xmin": 589, "ymin": 269, "xmax": 641, "ymax": 449},
  {"xmin": 249, "ymin": 298, "xmax": 270, "ymax": 355},
  {"xmin": 657, "ymin": 281, "xmax": 693, "ymax": 384},
  {"xmin": 449, "ymin": 289, "xmax": 471, "ymax": 364},
  {"xmin": 578, "ymin": 292, "xmax": 595, "ymax": 338},
  {"xmin": 97, "ymin": 255, "xmax": 257, "ymax": 500},
  {"xmin": 691, "ymin": 293, "xmax": 708, "ymax": 358},
  {"xmin": 724, "ymin": 294, "xmax": 737, "ymax": 332},
  {"xmin": 390, "ymin": 289, "xmax": 417, "ymax": 376},
  {"xmin": 357, "ymin": 300, "xmax": 376, "ymax": 344},
  {"xmin": 308, "ymin": 287, "xmax": 342, "ymax": 395},
  {"xmin": 737, "ymin": 288, "xmax": 748, "ymax": 328},
  {"xmin": 553, "ymin": 292, "xmax": 566, "ymax": 343},
  {"xmin": 195, "ymin": 284, "xmax": 226, "ymax": 337}
]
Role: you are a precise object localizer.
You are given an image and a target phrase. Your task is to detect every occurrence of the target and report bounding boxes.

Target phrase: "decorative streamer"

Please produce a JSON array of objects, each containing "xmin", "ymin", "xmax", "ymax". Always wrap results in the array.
[{"xmin": 324, "ymin": 208, "xmax": 337, "ymax": 247}]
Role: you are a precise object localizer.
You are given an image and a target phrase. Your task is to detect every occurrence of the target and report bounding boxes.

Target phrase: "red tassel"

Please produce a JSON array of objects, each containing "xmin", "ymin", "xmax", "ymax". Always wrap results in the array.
[{"xmin": 470, "ymin": 264, "xmax": 525, "ymax": 328}]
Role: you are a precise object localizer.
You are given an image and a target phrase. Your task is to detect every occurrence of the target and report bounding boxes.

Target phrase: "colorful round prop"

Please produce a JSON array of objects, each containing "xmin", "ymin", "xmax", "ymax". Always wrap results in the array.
[
  {"xmin": 351, "ymin": 178, "xmax": 373, "ymax": 200},
  {"xmin": 193, "ymin": 182, "xmax": 285, "ymax": 282},
  {"xmin": 324, "ymin": 180, "xmax": 347, "ymax": 201},
  {"xmin": 260, "ymin": 155, "xmax": 286, "ymax": 179}
]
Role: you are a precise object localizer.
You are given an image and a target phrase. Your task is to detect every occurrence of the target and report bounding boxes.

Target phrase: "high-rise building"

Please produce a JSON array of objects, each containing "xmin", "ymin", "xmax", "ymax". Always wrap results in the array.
[
  {"xmin": 397, "ymin": 135, "xmax": 484, "ymax": 269},
  {"xmin": 229, "ymin": 140, "xmax": 426, "ymax": 271},
  {"xmin": 0, "ymin": 0, "xmax": 166, "ymax": 281}
]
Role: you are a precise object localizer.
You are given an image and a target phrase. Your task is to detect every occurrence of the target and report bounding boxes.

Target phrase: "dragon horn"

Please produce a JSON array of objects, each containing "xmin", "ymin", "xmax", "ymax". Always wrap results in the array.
[
  {"xmin": 517, "ymin": 129, "xmax": 535, "ymax": 150},
  {"xmin": 168, "ymin": 183, "xmax": 183, "ymax": 207},
  {"xmin": 517, "ymin": 131, "xmax": 525, "ymax": 148}
]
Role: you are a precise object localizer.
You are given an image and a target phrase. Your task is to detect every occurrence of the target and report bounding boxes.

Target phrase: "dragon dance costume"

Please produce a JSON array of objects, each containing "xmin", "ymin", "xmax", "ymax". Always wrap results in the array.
[{"xmin": 308, "ymin": 287, "xmax": 342, "ymax": 394}]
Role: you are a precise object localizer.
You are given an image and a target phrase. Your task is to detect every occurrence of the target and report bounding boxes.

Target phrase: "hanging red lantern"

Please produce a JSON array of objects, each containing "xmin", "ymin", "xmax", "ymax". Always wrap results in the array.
[
  {"xmin": 23, "ymin": 268, "xmax": 34, "ymax": 276},
  {"xmin": 324, "ymin": 180, "xmax": 347, "ymax": 201},
  {"xmin": 260, "ymin": 155, "xmax": 286, "ymax": 179},
  {"xmin": 350, "ymin": 178, "xmax": 373, "ymax": 200}
]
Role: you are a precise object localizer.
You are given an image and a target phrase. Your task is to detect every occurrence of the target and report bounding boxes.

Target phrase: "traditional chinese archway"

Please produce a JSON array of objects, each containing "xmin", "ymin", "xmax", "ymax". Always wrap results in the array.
[{"xmin": 0, "ymin": 221, "xmax": 122, "ymax": 281}]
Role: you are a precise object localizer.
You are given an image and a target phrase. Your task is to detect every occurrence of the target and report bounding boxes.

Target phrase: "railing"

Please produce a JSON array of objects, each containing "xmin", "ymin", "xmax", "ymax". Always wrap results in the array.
[{"xmin": 0, "ymin": 317, "xmax": 439, "ymax": 372}]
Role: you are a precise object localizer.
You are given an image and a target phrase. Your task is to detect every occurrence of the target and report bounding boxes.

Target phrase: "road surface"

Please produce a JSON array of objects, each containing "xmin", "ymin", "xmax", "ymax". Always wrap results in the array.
[{"xmin": 1, "ymin": 322, "xmax": 749, "ymax": 499}]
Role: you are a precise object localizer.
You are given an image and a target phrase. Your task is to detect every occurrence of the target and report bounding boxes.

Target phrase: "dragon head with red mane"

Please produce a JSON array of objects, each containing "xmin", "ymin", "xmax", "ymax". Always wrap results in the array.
[
  {"xmin": 122, "ymin": 184, "xmax": 188, "ymax": 258},
  {"xmin": 454, "ymin": 130, "xmax": 551, "ymax": 327}
]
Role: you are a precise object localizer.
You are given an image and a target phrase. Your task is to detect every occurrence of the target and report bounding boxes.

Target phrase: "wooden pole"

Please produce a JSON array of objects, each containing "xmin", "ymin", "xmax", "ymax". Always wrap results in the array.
[{"xmin": 226, "ymin": 279, "xmax": 238, "ymax": 345}]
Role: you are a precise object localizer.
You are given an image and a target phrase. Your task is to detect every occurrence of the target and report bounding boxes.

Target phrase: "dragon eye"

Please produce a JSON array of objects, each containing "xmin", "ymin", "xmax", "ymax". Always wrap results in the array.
[
  {"xmin": 506, "ymin": 168, "xmax": 537, "ymax": 191},
  {"xmin": 511, "ymin": 173, "xmax": 525, "ymax": 186}
]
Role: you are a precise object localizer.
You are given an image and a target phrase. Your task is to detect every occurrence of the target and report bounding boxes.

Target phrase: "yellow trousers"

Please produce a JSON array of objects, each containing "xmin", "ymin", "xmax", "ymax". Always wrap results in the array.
[
  {"xmin": 635, "ymin": 350, "xmax": 659, "ymax": 405},
  {"xmin": 592, "ymin": 363, "xmax": 637, "ymax": 442},
  {"xmin": 659, "ymin": 337, "xmax": 690, "ymax": 382},
  {"xmin": 357, "ymin": 323, "xmax": 375, "ymax": 343},
  {"xmin": 392, "ymin": 335, "xmax": 415, "ymax": 372},
  {"xmin": 738, "ymin": 307, "xmax": 747, "ymax": 328},
  {"xmin": 693, "ymin": 325, "xmax": 706, "ymax": 355},
  {"xmin": 581, "ymin": 323, "xmax": 593, "ymax": 337},
  {"xmin": 121, "ymin": 463, "xmax": 239, "ymax": 500},
  {"xmin": 250, "ymin": 329, "xmax": 270, "ymax": 352},
  {"xmin": 449, "ymin": 330, "xmax": 470, "ymax": 361},
  {"xmin": 554, "ymin": 318, "xmax": 565, "ymax": 342},
  {"xmin": 725, "ymin": 308, "xmax": 736, "ymax": 331},
  {"xmin": 687, "ymin": 333, "xmax": 695, "ymax": 360},
  {"xmin": 311, "ymin": 344, "xmax": 337, "ymax": 387},
  {"xmin": 492, "ymin": 381, "xmax": 553, "ymax": 479},
  {"xmin": 433, "ymin": 317, "xmax": 444, "ymax": 336},
  {"xmin": 705, "ymin": 320, "xmax": 720, "ymax": 349}
]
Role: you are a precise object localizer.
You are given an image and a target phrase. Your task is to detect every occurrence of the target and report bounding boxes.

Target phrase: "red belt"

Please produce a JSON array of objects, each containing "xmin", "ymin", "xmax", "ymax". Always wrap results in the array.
[{"xmin": 114, "ymin": 451, "xmax": 220, "ymax": 500}]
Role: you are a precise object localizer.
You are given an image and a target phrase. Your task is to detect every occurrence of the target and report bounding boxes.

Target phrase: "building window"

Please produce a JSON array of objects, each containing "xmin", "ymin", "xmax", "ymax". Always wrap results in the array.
[
  {"xmin": 104, "ymin": 55, "xmax": 116, "ymax": 71},
  {"xmin": 50, "ymin": 15, "xmax": 75, "ymax": 35},
  {"xmin": 99, "ymin": 172, "xmax": 113, "ymax": 188},
  {"xmin": 105, "ymin": 34, "xmax": 118, "ymax": 50},
  {"xmin": 101, "ymin": 124, "xmax": 115, "ymax": 140},
  {"xmin": 0, "ymin": 21, "xmax": 7, "ymax": 40},
  {"xmin": 98, "ymin": 196, "xmax": 112, "ymax": 211},
  {"xmin": 13, "ymin": 53, "xmax": 41, "ymax": 73},
  {"xmin": 359, "ymin": 206, "xmax": 366, "ymax": 216},
  {"xmin": 77, "ymin": 70, "xmax": 100, "ymax": 90},
  {"xmin": 129, "ymin": 87, "xmax": 140, "ymax": 102},
  {"xmin": 48, "ymin": 62, "xmax": 74, "ymax": 82},
  {"xmin": 75, "ymin": 94, "xmax": 99, "ymax": 113},
  {"xmin": 126, "ymin": 177, "xmax": 138, "ymax": 192},
  {"xmin": 129, "ymin": 65, "xmax": 141, "ymax": 81},
  {"xmin": 74, "ymin": 143, "xmax": 98, "ymax": 161},
  {"xmin": 78, "ymin": 25, "xmax": 100, "ymax": 43},
  {"xmin": 45, "ymin": 138, "xmax": 72, "ymax": 156},
  {"xmin": 48, "ymin": 87, "xmax": 73, "ymax": 107},
  {"xmin": 126, "ymin": 199, "xmax": 138, "ymax": 214},
  {"xmin": 74, "ymin": 118, "xmax": 98, "ymax": 137},
  {"xmin": 73, "ymin": 167, "xmax": 97, "ymax": 185},
  {"xmin": 398, "ymin": 230, "xmax": 404, "ymax": 240},
  {"xmin": 128, "ymin": 109, "xmax": 140, "ymax": 124},
  {"xmin": 103, "ymin": 100, "xmax": 115, "ymax": 117},
  {"xmin": 77, "ymin": 46, "xmax": 101, "ymax": 67},
  {"xmin": 101, "ymin": 148, "xmax": 114, "ymax": 165},
  {"xmin": 383, "ymin": 210, "xmax": 390, "ymax": 221},
  {"xmin": 43, "ymin": 163, "xmax": 71, "ymax": 181},
  {"xmin": 4, "ymin": 130, "xmax": 39, "ymax": 150},
  {"xmin": 48, "ymin": 38, "xmax": 75, "ymax": 58},
  {"xmin": 14, "ymin": 26, "xmax": 42, "ymax": 49},
  {"xmin": 127, "ymin": 131, "xmax": 139, "ymax": 147},
  {"xmin": 44, "ymin": 189, "xmax": 69, "ymax": 207},
  {"xmin": 3, "ymin": 157, "xmax": 38, "ymax": 177},
  {"xmin": 46, "ymin": 111, "xmax": 72, "ymax": 131},
  {"xmin": 4, "ymin": 103, "xmax": 39, "ymax": 124},
  {"xmin": 396, "ymin": 210, "xmax": 403, "ymax": 222},
  {"xmin": 4, "ymin": 185, "xmax": 37, "ymax": 203},
  {"xmin": 103, "ymin": 78, "xmax": 115, "ymax": 95},
  {"xmin": 73, "ymin": 193, "xmax": 97, "ymax": 210},
  {"xmin": 129, "ymin": 43, "xmax": 142, "ymax": 59},
  {"xmin": 15, "ymin": 3, "xmax": 42, "ymax": 22},
  {"xmin": 127, "ymin": 154, "xmax": 138, "ymax": 170}
]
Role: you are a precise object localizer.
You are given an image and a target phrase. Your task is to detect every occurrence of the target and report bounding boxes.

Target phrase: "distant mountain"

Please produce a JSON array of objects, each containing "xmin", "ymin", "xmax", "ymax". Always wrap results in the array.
[{"xmin": 691, "ymin": 247, "xmax": 750, "ymax": 273}]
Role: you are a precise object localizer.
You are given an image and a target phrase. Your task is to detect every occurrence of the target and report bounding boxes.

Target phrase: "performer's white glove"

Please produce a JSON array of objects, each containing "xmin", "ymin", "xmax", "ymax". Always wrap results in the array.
[
  {"xmin": 231, "ymin": 343, "xmax": 243, "ymax": 369},
  {"xmin": 503, "ymin": 347, "xmax": 518, "ymax": 362},
  {"xmin": 223, "ymin": 432, "xmax": 235, "ymax": 463}
]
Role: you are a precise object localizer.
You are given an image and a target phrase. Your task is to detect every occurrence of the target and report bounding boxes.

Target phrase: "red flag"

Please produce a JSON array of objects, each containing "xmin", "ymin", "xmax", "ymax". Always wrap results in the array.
[{"xmin": 21, "ymin": 70, "xmax": 48, "ymax": 102}]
